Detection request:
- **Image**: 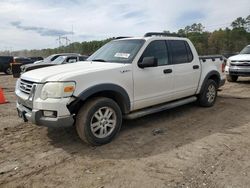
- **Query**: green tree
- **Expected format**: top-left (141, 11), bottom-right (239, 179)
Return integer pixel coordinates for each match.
top-left (190, 23), bottom-right (204, 33)
top-left (177, 29), bottom-right (186, 36)
top-left (231, 17), bottom-right (247, 29)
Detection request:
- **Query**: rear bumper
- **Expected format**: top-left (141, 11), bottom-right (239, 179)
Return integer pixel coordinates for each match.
top-left (17, 102), bottom-right (74, 128)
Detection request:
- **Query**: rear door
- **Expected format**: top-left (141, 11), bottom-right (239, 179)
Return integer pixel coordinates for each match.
top-left (133, 40), bottom-right (174, 110)
top-left (168, 40), bottom-right (201, 99)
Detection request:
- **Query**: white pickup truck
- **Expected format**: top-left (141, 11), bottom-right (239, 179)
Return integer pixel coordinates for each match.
top-left (15, 33), bottom-right (225, 145)
top-left (225, 45), bottom-right (250, 82)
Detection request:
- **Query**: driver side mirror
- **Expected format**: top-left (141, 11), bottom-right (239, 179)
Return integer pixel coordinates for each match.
top-left (138, 57), bottom-right (158, 68)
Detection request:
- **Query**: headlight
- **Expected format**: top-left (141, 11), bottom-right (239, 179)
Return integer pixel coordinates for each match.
top-left (226, 59), bottom-right (231, 66)
top-left (41, 82), bottom-right (75, 100)
top-left (15, 78), bottom-right (20, 91)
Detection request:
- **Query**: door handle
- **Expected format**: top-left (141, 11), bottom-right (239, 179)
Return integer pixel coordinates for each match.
top-left (193, 65), bottom-right (199, 69)
top-left (163, 69), bottom-right (172, 74)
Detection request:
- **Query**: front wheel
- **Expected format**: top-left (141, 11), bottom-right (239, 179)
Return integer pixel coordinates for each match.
top-left (75, 97), bottom-right (122, 146)
top-left (198, 79), bottom-right (218, 107)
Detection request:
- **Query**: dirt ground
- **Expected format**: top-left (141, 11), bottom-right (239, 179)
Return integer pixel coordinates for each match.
top-left (0, 73), bottom-right (250, 188)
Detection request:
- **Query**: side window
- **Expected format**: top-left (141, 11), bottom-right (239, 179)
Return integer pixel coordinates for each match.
top-left (79, 56), bottom-right (87, 61)
top-left (140, 40), bottom-right (169, 66)
top-left (51, 55), bottom-right (60, 61)
top-left (185, 42), bottom-right (194, 62)
top-left (169, 40), bottom-right (193, 64)
top-left (15, 58), bottom-right (21, 63)
top-left (67, 57), bottom-right (77, 63)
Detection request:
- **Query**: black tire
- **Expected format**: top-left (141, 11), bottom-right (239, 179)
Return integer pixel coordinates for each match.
top-left (4, 67), bottom-right (12, 75)
top-left (226, 75), bottom-right (238, 82)
top-left (198, 79), bottom-right (218, 107)
top-left (75, 97), bottom-right (122, 146)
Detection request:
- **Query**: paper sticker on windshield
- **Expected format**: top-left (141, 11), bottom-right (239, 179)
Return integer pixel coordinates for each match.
top-left (114, 53), bottom-right (130, 59)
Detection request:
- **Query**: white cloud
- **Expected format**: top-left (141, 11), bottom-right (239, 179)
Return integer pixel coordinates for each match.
top-left (0, 0), bottom-right (249, 50)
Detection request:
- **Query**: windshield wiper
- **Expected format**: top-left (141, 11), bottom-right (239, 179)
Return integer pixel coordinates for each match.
top-left (91, 59), bottom-right (106, 62)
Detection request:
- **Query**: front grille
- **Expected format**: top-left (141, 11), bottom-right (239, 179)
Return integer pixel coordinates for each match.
top-left (231, 60), bottom-right (250, 67)
top-left (231, 60), bottom-right (250, 63)
top-left (19, 79), bottom-right (35, 95)
top-left (231, 63), bottom-right (250, 67)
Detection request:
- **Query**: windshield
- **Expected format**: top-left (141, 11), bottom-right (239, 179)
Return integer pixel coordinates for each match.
top-left (87, 39), bottom-right (145, 63)
top-left (240, 46), bottom-right (250, 54)
top-left (51, 56), bottom-right (67, 64)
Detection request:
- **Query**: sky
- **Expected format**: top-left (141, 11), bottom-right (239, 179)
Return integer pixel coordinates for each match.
top-left (0, 0), bottom-right (249, 51)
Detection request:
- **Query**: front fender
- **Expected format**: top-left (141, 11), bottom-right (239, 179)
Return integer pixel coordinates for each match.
top-left (68, 83), bottom-right (131, 114)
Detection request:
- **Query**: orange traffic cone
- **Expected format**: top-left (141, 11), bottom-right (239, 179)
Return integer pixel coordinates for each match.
top-left (0, 87), bottom-right (8, 104)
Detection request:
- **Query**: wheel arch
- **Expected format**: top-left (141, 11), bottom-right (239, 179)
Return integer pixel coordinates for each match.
top-left (68, 84), bottom-right (131, 115)
top-left (199, 71), bottom-right (221, 94)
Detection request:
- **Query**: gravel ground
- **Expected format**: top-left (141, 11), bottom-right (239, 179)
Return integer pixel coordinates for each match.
top-left (0, 73), bottom-right (250, 188)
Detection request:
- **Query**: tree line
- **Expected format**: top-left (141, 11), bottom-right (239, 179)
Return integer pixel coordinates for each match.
top-left (174, 15), bottom-right (250, 55)
top-left (1, 15), bottom-right (250, 57)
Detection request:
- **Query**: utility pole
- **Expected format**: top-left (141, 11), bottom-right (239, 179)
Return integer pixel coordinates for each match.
top-left (56, 36), bottom-right (71, 47)
top-left (71, 24), bottom-right (74, 43)
top-left (63, 36), bottom-right (70, 46)
top-left (56, 36), bottom-right (62, 47)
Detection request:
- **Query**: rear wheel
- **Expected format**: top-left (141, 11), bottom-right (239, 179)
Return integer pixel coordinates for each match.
top-left (226, 75), bottom-right (238, 82)
top-left (75, 97), bottom-right (122, 146)
top-left (198, 79), bottom-right (218, 107)
top-left (4, 67), bottom-right (12, 75)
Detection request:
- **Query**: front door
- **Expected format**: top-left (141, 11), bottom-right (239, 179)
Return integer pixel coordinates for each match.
top-left (133, 40), bottom-right (174, 110)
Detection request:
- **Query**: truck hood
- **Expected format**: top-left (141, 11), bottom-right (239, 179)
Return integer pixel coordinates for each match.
top-left (23, 63), bottom-right (56, 72)
top-left (229, 54), bottom-right (250, 61)
top-left (20, 61), bottom-right (129, 83)
top-left (23, 63), bottom-right (54, 69)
